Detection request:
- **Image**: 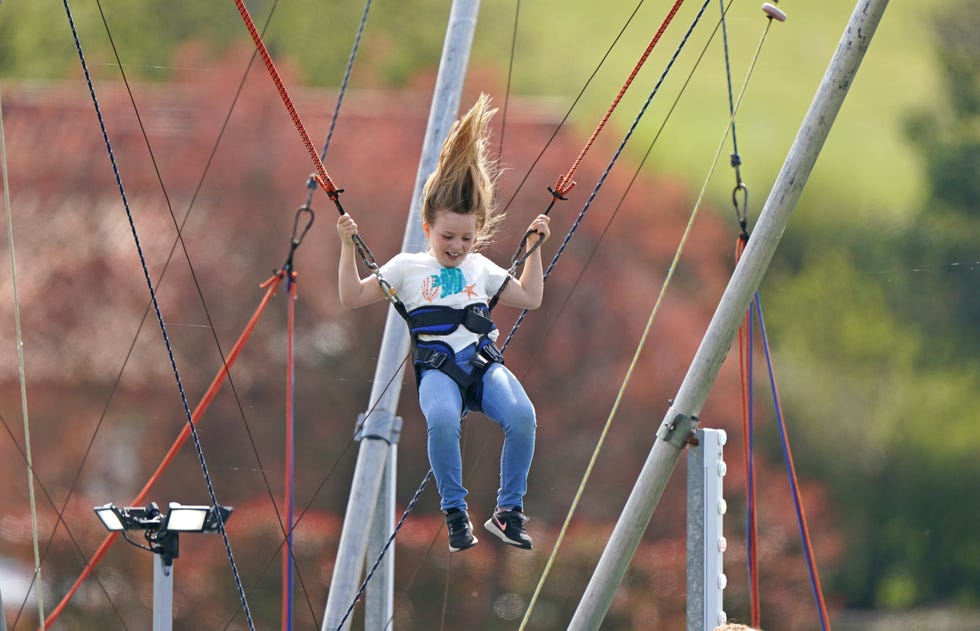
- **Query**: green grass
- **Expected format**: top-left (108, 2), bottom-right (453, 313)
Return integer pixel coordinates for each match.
top-left (472, 0), bottom-right (943, 221)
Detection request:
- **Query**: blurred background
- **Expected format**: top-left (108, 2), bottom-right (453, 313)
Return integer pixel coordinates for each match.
top-left (0, 1), bottom-right (977, 629)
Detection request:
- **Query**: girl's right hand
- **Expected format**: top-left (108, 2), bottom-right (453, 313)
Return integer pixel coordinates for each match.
top-left (337, 214), bottom-right (359, 243)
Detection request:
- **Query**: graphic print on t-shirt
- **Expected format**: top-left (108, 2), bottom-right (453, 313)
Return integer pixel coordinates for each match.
top-left (420, 267), bottom-right (478, 303)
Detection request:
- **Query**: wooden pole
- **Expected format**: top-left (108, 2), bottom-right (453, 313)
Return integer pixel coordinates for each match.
top-left (568, 1), bottom-right (890, 627)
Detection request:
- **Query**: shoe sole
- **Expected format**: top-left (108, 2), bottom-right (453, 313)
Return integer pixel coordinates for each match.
top-left (483, 518), bottom-right (532, 549)
top-left (449, 535), bottom-right (478, 552)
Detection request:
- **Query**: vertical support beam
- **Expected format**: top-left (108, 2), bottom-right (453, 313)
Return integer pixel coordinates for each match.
top-left (365, 420), bottom-right (401, 630)
top-left (152, 554), bottom-right (174, 631)
top-left (321, 2), bottom-right (481, 629)
top-left (568, 1), bottom-right (889, 628)
top-left (0, 583), bottom-right (8, 631)
top-left (687, 429), bottom-right (728, 631)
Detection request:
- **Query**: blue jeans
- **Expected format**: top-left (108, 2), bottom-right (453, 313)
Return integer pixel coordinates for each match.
top-left (418, 344), bottom-right (536, 513)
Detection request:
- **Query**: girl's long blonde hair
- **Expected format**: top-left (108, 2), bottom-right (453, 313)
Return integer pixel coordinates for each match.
top-left (421, 93), bottom-right (503, 249)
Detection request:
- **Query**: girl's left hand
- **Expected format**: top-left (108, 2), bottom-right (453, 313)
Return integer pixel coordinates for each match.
top-left (527, 214), bottom-right (551, 245)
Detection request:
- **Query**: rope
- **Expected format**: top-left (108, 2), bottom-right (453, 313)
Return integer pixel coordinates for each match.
top-left (0, 409), bottom-right (131, 629)
top-left (502, 0), bottom-right (712, 353)
top-left (497, 0), bottom-right (521, 161)
top-left (283, 270), bottom-right (298, 631)
top-left (334, 471), bottom-right (434, 630)
top-left (232, 0), bottom-right (396, 307)
top-left (498, 0), bottom-right (650, 215)
top-left (64, 0), bottom-right (255, 621)
top-left (520, 1), bottom-right (784, 622)
top-left (303, 0), bottom-right (374, 207)
top-left (1, 88), bottom-right (48, 628)
top-left (329, 0), bottom-right (714, 622)
top-left (551, 0), bottom-right (686, 199)
top-left (717, 0), bottom-right (766, 622)
top-left (230, 0), bottom-right (339, 197)
top-left (736, 237), bottom-right (762, 625)
top-left (47, 2), bottom-right (329, 626)
top-left (44, 277), bottom-right (283, 627)
top-left (755, 296), bottom-right (832, 631)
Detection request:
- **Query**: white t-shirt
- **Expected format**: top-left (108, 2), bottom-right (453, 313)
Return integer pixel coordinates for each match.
top-left (380, 251), bottom-right (511, 352)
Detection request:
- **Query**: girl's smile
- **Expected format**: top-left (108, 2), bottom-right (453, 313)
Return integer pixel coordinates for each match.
top-left (425, 209), bottom-right (478, 268)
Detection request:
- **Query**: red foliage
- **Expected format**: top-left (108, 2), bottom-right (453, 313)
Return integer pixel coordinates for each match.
top-left (0, 50), bottom-right (842, 629)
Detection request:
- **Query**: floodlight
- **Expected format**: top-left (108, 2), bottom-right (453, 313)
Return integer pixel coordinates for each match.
top-left (164, 503), bottom-right (233, 533)
top-left (94, 504), bottom-right (125, 531)
top-left (94, 499), bottom-right (234, 631)
top-left (164, 504), bottom-right (209, 532)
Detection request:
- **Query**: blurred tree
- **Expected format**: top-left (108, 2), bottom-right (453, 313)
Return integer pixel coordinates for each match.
top-left (764, 0), bottom-right (980, 612)
top-left (901, 0), bottom-right (980, 363)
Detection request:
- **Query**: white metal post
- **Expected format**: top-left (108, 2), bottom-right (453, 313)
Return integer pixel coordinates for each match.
top-left (152, 553), bottom-right (174, 631)
top-left (687, 428), bottom-right (728, 631)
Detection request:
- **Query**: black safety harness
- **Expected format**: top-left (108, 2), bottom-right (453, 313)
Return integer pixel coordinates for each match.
top-left (407, 303), bottom-right (504, 412)
top-left (349, 220), bottom-right (545, 413)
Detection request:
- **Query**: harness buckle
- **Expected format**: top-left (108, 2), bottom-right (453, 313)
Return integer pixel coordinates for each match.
top-left (415, 346), bottom-right (448, 370)
top-left (475, 341), bottom-right (504, 366)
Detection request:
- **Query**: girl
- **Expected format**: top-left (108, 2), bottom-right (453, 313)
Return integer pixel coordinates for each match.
top-left (336, 93), bottom-right (550, 552)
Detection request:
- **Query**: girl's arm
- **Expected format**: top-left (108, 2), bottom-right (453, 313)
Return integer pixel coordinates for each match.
top-left (337, 214), bottom-right (386, 307)
top-left (497, 214), bottom-right (551, 310)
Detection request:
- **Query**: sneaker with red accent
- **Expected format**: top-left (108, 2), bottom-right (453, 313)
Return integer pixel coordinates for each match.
top-left (484, 507), bottom-right (532, 549)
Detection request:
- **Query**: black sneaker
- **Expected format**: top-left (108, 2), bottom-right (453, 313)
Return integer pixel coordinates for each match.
top-left (484, 508), bottom-right (533, 549)
top-left (445, 510), bottom-right (478, 552)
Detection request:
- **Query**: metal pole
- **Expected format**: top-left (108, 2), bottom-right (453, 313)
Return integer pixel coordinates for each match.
top-left (686, 428), bottom-right (728, 631)
top-left (365, 445), bottom-right (398, 630)
top-left (568, 1), bottom-right (889, 627)
top-left (152, 553), bottom-right (174, 631)
top-left (321, 2), bottom-right (481, 629)
top-left (0, 583), bottom-right (8, 631)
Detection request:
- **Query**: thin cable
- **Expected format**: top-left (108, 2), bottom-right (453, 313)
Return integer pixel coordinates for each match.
top-left (44, 3), bottom-right (292, 625)
top-left (720, 0), bottom-right (761, 621)
top-left (552, 0), bottom-right (687, 198)
top-left (737, 237), bottom-right (762, 625)
top-left (755, 295), bottom-right (832, 631)
top-left (283, 272), bottom-right (297, 631)
top-left (231, 0), bottom-right (339, 196)
top-left (304, 0), bottom-right (374, 207)
top-left (333, 471), bottom-right (434, 631)
top-left (718, 0), bottom-right (740, 157)
top-left (502, 0), bottom-right (713, 353)
top-left (1, 87), bottom-right (48, 628)
top-left (521, 3), bottom-right (776, 623)
top-left (384, 525), bottom-right (444, 629)
top-left (99, 0), bottom-right (308, 623)
top-left (44, 276), bottom-right (281, 628)
top-left (497, 0), bottom-right (521, 161)
top-left (498, 0), bottom-right (649, 214)
top-left (40, 18), bottom-right (280, 627)
top-left (60, 1), bottom-right (255, 627)
top-left (0, 410), bottom-right (129, 630)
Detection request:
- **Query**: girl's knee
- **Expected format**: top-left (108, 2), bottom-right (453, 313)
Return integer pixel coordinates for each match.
top-left (425, 408), bottom-right (462, 439)
top-left (509, 405), bottom-right (537, 435)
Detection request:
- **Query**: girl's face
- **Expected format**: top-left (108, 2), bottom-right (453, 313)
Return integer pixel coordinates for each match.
top-left (425, 209), bottom-right (478, 268)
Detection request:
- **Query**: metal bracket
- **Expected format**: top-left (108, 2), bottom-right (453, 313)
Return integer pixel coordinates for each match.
top-left (354, 411), bottom-right (403, 445)
top-left (656, 405), bottom-right (700, 449)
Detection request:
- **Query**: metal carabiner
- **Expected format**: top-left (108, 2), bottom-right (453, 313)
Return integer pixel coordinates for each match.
top-left (291, 204), bottom-right (315, 246)
top-left (732, 181), bottom-right (749, 230)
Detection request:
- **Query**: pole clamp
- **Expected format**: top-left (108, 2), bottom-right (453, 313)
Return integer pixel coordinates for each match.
top-left (354, 411), bottom-right (403, 445)
top-left (656, 405), bottom-right (700, 449)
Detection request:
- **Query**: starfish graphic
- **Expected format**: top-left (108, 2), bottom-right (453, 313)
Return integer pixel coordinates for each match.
top-left (463, 283), bottom-right (478, 299)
